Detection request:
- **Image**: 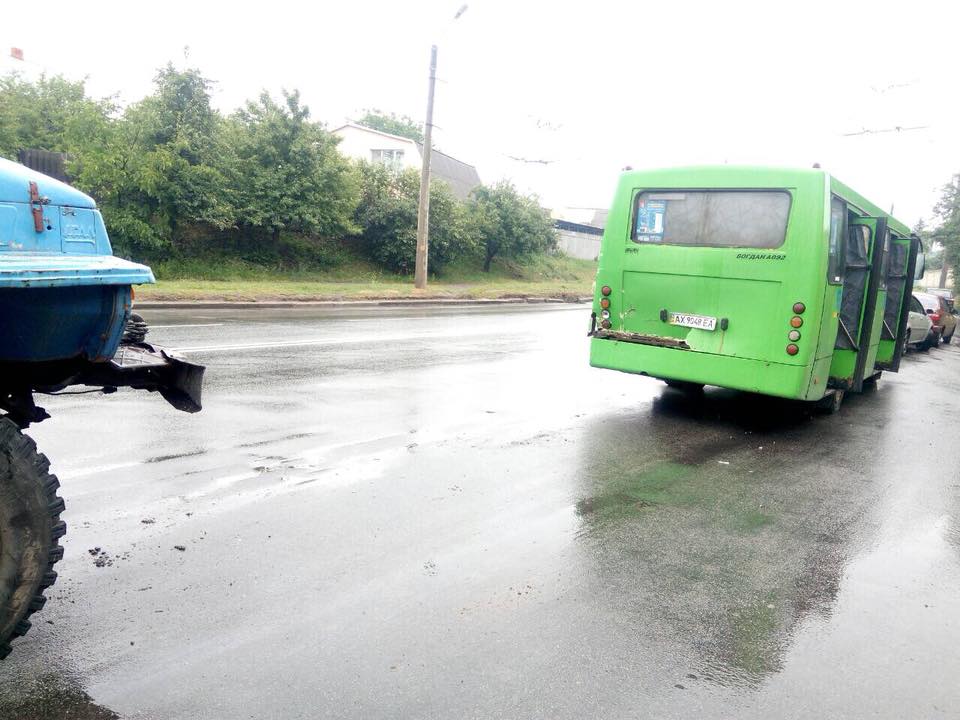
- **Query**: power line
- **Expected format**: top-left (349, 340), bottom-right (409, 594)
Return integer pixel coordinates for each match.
top-left (841, 125), bottom-right (930, 137)
top-left (506, 155), bottom-right (556, 165)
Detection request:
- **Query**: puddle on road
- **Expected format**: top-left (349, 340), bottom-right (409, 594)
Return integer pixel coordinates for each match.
top-left (575, 461), bottom-right (691, 520)
top-left (570, 392), bottom-right (865, 689)
top-left (0, 673), bottom-right (118, 720)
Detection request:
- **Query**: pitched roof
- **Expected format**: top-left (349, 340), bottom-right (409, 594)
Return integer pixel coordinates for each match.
top-left (332, 123), bottom-right (482, 200)
top-left (416, 143), bottom-right (481, 200)
top-left (332, 122), bottom-right (419, 146)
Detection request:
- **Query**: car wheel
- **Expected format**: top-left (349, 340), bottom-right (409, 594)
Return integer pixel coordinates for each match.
top-left (943, 330), bottom-right (953, 345)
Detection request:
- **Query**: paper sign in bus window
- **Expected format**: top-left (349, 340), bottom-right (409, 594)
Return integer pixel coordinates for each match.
top-left (635, 199), bottom-right (666, 242)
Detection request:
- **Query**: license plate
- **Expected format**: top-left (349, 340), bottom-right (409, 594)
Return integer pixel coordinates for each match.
top-left (668, 312), bottom-right (717, 331)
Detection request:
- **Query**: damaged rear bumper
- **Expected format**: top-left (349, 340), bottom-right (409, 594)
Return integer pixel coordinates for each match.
top-left (589, 328), bottom-right (691, 350)
top-left (1, 342), bottom-right (205, 427)
top-left (77, 342), bottom-right (205, 413)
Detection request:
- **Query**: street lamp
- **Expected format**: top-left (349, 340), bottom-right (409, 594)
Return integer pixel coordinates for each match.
top-left (414, 4), bottom-right (469, 290)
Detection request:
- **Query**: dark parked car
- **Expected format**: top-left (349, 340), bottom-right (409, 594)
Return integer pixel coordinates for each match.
top-left (914, 291), bottom-right (957, 345)
top-left (925, 287), bottom-right (955, 312)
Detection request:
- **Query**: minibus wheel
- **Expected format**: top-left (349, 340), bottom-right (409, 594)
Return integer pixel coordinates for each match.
top-left (816, 390), bottom-right (844, 415)
top-left (663, 380), bottom-right (704, 393)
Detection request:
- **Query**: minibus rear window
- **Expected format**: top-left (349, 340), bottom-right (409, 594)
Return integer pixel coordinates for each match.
top-left (632, 190), bottom-right (791, 248)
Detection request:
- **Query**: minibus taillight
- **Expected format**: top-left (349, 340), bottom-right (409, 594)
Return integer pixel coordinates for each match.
top-left (793, 302), bottom-right (805, 314)
top-left (790, 317), bottom-right (803, 328)
top-left (786, 344), bottom-right (799, 356)
top-left (601, 285), bottom-right (612, 296)
top-left (600, 298), bottom-right (610, 310)
top-left (788, 330), bottom-right (800, 341)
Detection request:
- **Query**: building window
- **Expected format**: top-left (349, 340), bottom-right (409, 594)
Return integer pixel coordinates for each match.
top-left (371, 149), bottom-right (404, 167)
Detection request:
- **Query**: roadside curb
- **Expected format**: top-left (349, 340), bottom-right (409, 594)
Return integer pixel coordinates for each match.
top-left (135, 297), bottom-right (593, 310)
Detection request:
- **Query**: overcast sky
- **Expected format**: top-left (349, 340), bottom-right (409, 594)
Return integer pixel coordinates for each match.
top-left (2, 0), bottom-right (957, 226)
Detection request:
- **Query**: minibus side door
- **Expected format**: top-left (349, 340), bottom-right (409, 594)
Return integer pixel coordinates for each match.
top-left (833, 216), bottom-right (888, 391)
top-left (877, 233), bottom-right (920, 372)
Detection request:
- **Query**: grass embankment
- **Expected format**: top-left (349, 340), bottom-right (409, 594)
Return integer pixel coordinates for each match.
top-left (136, 254), bottom-right (596, 302)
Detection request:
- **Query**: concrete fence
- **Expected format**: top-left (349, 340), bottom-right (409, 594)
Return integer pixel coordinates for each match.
top-left (554, 220), bottom-right (602, 261)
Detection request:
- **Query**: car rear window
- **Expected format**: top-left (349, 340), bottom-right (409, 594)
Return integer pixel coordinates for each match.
top-left (632, 190), bottom-right (791, 248)
top-left (915, 294), bottom-right (939, 311)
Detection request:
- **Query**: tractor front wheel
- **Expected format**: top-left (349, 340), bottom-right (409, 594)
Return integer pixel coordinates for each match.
top-left (0, 417), bottom-right (66, 660)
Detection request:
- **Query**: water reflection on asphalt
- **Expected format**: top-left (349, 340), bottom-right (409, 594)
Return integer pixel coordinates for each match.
top-left (573, 389), bottom-right (869, 689)
top-left (0, 306), bottom-right (957, 719)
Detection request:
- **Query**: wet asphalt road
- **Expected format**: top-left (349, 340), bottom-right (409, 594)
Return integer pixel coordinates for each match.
top-left (1, 304), bottom-right (959, 719)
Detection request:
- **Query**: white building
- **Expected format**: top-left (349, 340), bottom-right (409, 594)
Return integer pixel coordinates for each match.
top-left (332, 123), bottom-right (481, 200)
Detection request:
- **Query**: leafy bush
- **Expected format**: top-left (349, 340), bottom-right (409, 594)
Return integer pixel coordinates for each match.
top-left (353, 162), bottom-right (472, 274)
top-left (1, 67), bottom-right (565, 279)
top-left (467, 181), bottom-right (557, 271)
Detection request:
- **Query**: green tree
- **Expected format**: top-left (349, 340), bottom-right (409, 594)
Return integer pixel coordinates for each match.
top-left (125, 64), bottom-right (235, 240)
top-left (67, 105), bottom-right (169, 256)
top-left (0, 71), bottom-right (174, 257)
top-left (62, 65), bottom-right (235, 257)
top-left (468, 181), bottom-right (557, 271)
top-left (930, 174), bottom-right (960, 285)
top-left (353, 162), bottom-right (469, 274)
top-left (356, 109), bottom-right (424, 143)
top-left (225, 89), bottom-right (359, 245)
top-left (0, 72), bottom-right (114, 159)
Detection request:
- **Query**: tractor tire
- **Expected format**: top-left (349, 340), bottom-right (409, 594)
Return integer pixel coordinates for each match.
top-left (0, 417), bottom-right (66, 660)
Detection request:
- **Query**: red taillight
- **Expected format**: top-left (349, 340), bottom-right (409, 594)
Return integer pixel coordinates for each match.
top-left (793, 302), bottom-right (806, 314)
top-left (601, 285), bottom-right (612, 297)
top-left (786, 344), bottom-right (799, 356)
top-left (930, 313), bottom-right (941, 324)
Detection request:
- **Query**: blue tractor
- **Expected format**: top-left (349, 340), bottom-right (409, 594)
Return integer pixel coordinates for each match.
top-left (0, 158), bottom-right (204, 658)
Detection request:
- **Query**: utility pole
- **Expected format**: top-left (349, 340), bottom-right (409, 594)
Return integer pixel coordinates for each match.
top-left (414, 45), bottom-right (437, 290)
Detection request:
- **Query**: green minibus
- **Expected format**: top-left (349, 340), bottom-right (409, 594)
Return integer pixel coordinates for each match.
top-left (589, 166), bottom-right (923, 411)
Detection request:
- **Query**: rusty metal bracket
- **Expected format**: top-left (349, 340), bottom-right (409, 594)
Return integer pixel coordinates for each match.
top-left (28, 181), bottom-right (48, 233)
